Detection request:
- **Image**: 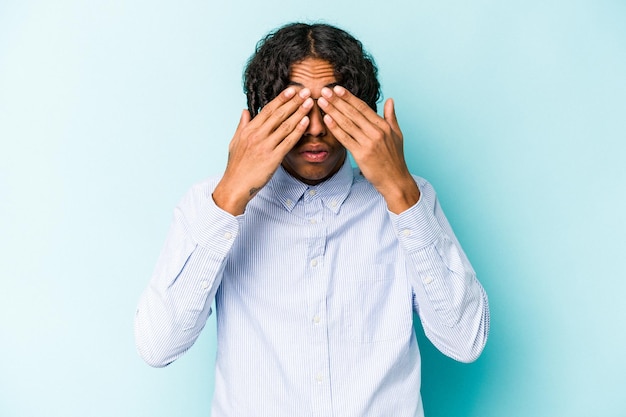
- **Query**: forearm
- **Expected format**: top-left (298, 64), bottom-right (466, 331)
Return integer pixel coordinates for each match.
top-left (392, 177), bottom-right (490, 362)
top-left (408, 236), bottom-right (489, 362)
top-left (134, 182), bottom-right (239, 367)
top-left (134, 245), bottom-right (228, 367)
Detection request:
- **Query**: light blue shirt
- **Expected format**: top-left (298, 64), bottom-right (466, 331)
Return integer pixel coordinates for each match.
top-left (135, 160), bottom-right (489, 417)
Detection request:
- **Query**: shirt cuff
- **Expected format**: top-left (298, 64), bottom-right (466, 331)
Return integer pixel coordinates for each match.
top-left (389, 193), bottom-right (443, 253)
top-left (190, 195), bottom-right (241, 257)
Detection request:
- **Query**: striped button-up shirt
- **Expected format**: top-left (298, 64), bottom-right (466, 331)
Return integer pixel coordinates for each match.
top-left (135, 159), bottom-right (489, 417)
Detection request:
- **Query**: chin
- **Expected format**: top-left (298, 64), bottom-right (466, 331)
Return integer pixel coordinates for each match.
top-left (292, 169), bottom-right (331, 185)
top-left (283, 154), bottom-right (345, 185)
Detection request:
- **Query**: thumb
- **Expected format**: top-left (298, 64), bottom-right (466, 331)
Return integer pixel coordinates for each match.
top-left (229, 109), bottom-right (252, 153)
top-left (238, 109), bottom-right (251, 129)
top-left (383, 98), bottom-right (401, 136)
top-left (233, 109), bottom-right (251, 139)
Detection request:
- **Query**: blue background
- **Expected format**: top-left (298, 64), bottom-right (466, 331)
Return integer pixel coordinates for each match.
top-left (1, 0), bottom-right (625, 416)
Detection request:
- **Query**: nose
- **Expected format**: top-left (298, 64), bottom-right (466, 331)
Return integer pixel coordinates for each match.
top-left (304, 100), bottom-right (327, 137)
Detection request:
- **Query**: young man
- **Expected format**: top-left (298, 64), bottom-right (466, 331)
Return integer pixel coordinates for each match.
top-left (135, 22), bottom-right (489, 417)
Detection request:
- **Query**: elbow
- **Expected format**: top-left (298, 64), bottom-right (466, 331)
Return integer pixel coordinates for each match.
top-left (139, 353), bottom-right (172, 368)
top-left (456, 306), bottom-right (490, 363)
top-left (137, 346), bottom-right (174, 368)
top-left (438, 299), bottom-right (490, 363)
top-left (447, 327), bottom-right (489, 364)
top-left (427, 320), bottom-right (489, 364)
top-left (458, 286), bottom-right (490, 363)
top-left (456, 334), bottom-right (488, 363)
top-left (134, 313), bottom-right (177, 368)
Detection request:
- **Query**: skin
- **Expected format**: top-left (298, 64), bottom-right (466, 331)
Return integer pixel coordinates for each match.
top-left (212, 57), bottom-right (420, 216)
top-left (282, 59), bottom-right (345, 185)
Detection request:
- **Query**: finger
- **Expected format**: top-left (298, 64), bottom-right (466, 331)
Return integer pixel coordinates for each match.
top-left (322, 113), bottom-right (361, 154)
top-left (383, 98), bottom-right (402, 138)
top-left (267, 97), bottom-right (314, 147)
top-left (318, 87), bottom-right (382, 141)
top-left (241, 88), bottom-right (310, 146)
top-left (274, 115), bottom-right (310, 156)
top-left (318, 94), bottom-right (378, 145)
top-left (255, 87), bottom-right (296, 120)
top-left (256, 87), bottom-right (311, 131)
top-left (328, 85), bottom-right (381, 126)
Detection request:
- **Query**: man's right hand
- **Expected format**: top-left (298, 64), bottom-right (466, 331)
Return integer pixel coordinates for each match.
top-left (212, 87), bottom-right (313, 216)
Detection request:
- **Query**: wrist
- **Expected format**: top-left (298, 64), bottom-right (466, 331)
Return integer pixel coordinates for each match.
top-left (379, 176), bottom-right (421, 214)
top-left (212, 180), bottom-right (252, 216)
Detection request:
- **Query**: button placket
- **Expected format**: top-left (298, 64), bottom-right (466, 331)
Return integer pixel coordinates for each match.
top-left (303, 191), bottom-right (332, 411)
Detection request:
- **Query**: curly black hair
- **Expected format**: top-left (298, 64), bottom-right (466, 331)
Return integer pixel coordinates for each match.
top-left (244, 22), bottom-right (381, 117)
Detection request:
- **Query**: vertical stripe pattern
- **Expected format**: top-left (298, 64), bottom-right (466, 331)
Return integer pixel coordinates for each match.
top-left (135, 160), bottom-right (489, 417)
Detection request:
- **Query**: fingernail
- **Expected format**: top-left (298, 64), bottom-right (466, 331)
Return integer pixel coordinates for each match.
top-left (333, 85), bottom-right (346, 96)
top-left (299, 88), bottom-right (311, 98)
top-left (302, 97), bottom-right (313, 109)
top-left (321, 87), bottom-right (332, 98)
top-left (285, 87), bottom-right (296, 98)
top-left (317, 97), bottom-right (328, 108)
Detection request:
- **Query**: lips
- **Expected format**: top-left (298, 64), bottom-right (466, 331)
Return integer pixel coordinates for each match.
top-left (301, 150), bottom-right (329, 162)
top-left (299, 144), bottom-right (330, 163)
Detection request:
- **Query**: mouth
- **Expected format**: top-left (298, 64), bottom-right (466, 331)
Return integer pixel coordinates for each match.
top-left (299, 146), bottom-right (330, 163)
top-left (300, 150), bottom-right (329, 163)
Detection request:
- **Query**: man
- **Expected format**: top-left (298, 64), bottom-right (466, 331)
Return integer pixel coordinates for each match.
top-left (135, 22), bottom-right (489, 417)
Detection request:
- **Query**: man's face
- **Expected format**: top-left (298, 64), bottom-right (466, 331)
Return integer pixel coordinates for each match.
top-left (281, 58), bottom-right (346, 185)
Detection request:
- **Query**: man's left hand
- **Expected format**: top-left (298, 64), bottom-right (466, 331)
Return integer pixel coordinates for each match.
top-left (317, 86), bottom-right (420, 214)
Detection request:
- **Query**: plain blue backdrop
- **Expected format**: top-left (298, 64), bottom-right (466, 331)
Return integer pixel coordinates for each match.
top-left (1, 0), bottom-right (625, 416)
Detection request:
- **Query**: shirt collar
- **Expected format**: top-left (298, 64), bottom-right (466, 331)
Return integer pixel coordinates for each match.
top-left (268, 159), bottom-right (354, 214)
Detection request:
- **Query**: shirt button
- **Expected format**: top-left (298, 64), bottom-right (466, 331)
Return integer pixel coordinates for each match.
top-left (308, 189), bottom-right (317, 196)
top-left (402, 229), bottom-right (412, 237)
top-left (330, 200), bottom-right (337, 208)
top-left (200, 280), bottom-right (210, 289)
top-left (315, 373), bottom-right (324, 383)
top-left (224, 232), bottom-right (233, 240)
top-left (310, 259), bottom-right (318, 268)
top-left (423, 275), bottom-right (434, 285)
top-left (313, 315), bottom-right (321, 324)
top-left (309, 218), bottom-right (317, 224)
top-left (286, 199), bottom-right (293, 206)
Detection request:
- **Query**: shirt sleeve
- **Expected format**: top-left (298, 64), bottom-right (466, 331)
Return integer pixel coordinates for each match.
top-left (134, 179), bottom-right (240, 367)
top-left (389, 177), bottom-right (490, 363)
